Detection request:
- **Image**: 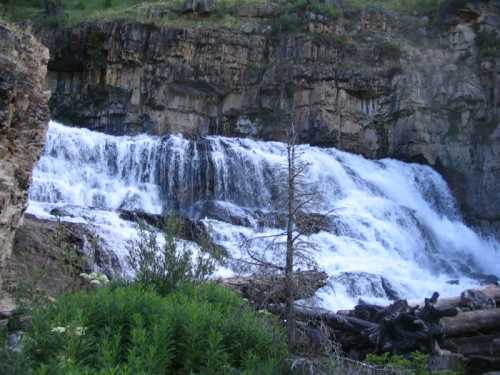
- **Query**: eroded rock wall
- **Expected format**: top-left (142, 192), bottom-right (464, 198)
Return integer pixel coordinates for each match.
top-left (0, 23), bottom-right (50, 307)
top-left (37, 0), bottom-right (500, 229)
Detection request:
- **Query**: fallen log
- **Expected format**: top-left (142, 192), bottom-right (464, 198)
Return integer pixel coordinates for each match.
top-left (441, 308), bottom-right (500, 337)
top-left (467, 355), bottom-right (500, 374)
top-left (266, 303), bottom-right (378, 334)
top-left (442, 331), bottom-right (500, 356)
top-left (409, 285), bottom-right (500, 312)
top-left (220, 270), bottom-right (328, 306)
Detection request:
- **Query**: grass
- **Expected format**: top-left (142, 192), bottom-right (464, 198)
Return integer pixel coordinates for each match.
top-left (0, 0), bottom-right (268, 28)
top-left (0, 0), bottom-right (447, 28)
top-left (347, 0), bottom-right (445, 15)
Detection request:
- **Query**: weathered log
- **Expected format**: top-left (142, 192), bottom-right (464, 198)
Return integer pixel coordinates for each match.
top-left (220, 270), bottom-right (328, 306)
top-left (267, 303), bottom-right (378, 332)
top-left (467, 355), bottom-right (500, 374)
top-left (409, 285), bottom-right (500, 311)
top-left (442, 331), bottom-right (500, 356)
top-left (441, 309), bottom-right (500, 337)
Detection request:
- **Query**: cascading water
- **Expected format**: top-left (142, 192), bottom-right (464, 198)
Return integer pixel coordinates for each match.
top-left (28, 121), bottom-right (500, 310)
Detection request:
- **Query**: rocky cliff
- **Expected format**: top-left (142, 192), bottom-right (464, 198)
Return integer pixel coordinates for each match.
top-left (36, 0), bottom-right (499, 231)
top-left (0, 23), bottom-right (50, 308)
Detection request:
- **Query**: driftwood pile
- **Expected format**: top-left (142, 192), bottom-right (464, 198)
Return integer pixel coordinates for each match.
top-left (301, 285), bottom-right (500, 373)
top-left (222, 272), bottom-right (500, 373)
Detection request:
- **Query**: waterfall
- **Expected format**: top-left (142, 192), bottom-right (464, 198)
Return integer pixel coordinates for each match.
top-left (28, 121), bottom-right (500, 310)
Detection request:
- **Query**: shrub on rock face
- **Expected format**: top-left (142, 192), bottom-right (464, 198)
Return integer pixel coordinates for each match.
top-left (20, 284), bottom-right (288, 374)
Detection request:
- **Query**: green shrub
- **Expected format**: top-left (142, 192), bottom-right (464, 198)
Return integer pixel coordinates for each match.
top-left (271, 13), bottom-right (302, 34)
top-left (366, 351), bottom-right (461, 375)
top-left (310, 2), bottom-right (339, 19)
top-left (0, 328), bottom-right (33, 375)
top-left (128, 216), bottom-right (224, 296)
top-left (20, 284), bottom-right (288, 374)
top-left (367, 352), bottom-right (427, 374)
top-left (375, 41), bottom-right (402, 61)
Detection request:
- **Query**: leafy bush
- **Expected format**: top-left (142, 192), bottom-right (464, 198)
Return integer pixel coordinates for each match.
top-left (19, 284), bottom-right (288, 374)
top-left (128, 216), bottom-right (224, 296)
top-left (310, 2), bottom-right (339, 19)
top-left (375, 41), bottom-right (402, 61)
top-left (367, 352), bottom-right (428, 374)
top-left (272, 12), bottom-right (302, 34)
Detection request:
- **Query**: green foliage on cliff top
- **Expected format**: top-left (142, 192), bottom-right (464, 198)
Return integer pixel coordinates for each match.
top-left (2, 283), bottom-right (289, 374)
top-left (0, 0), bottom-right (445, 27)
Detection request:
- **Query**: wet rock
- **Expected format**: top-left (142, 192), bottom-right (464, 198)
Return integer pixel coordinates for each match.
top-left (334, 272), bottom-right (401, 302)
top-left (190, 200), bottom-right (254, 228)
top-left (119, 209), bottom-right (202, 242)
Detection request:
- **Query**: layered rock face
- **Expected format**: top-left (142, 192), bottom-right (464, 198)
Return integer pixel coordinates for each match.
top-left (0, 23), bottom-right (50, 305)
top-left (37, 0), bottom-right (499, 229)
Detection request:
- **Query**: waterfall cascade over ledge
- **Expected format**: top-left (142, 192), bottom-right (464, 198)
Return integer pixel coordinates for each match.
top-left (27, 121), bottom-right (500, 310)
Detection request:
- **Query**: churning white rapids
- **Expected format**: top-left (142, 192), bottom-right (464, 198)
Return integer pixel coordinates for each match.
top-left (27, 121), bottom-right (500, 310)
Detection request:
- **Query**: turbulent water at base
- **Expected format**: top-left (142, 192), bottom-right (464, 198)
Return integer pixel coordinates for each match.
top-left (28, 121), bottom-right (500, 310)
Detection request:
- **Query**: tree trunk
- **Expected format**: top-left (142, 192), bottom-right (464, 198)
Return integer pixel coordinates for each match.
top-left (285, 124), bottom-right (296, 350)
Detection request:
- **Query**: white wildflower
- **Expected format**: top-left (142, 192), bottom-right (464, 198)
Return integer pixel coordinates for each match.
top-left (74, 326), bottom-right (86, 336)
top-left (51, 326), bottom-right (66, 334)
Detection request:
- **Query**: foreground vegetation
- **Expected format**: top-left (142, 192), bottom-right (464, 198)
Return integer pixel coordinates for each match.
top-left (1, 283), bottom-right (289, 374)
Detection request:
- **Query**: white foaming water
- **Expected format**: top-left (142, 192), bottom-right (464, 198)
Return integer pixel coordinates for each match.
top-left (28, 121), bottom-right (500, 310)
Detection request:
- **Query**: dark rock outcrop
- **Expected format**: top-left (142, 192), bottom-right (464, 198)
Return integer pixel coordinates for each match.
top-left (8, 214), bottom-right (123, 297)
top-left (0, 23), bottom-right (49, 310)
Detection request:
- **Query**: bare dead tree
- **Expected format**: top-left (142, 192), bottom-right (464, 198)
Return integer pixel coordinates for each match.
top-left (232, 83), bottom-right (322, 351)
top-left (285, 121), bottom-right (299, 349)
